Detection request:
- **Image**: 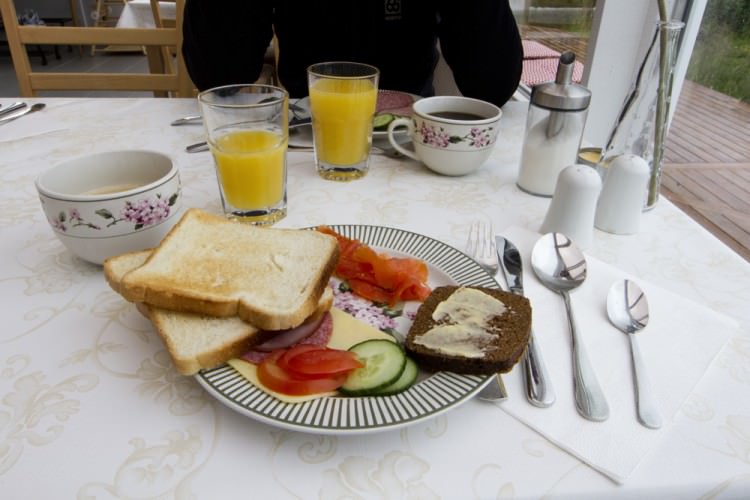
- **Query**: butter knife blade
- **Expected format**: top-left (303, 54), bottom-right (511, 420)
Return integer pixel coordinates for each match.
top-left (496, 236), bottom-right (556, 408)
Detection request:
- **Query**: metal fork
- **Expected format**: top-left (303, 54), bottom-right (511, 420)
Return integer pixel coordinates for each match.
top-left (465, 220), bottom-right (508, 402)
top-left (466, 220), bottom-right (499, 276)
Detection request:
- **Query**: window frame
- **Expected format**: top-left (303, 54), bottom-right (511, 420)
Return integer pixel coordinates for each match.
top-left (582, 0), bottom-right (707, 145)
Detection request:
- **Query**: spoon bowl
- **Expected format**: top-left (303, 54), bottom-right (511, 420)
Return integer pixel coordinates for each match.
top-left (531, 232), bottom-right (609, 421)
top-left (606, 279), bottom-right (662, 429)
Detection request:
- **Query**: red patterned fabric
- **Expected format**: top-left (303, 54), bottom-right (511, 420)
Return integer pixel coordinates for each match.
top-left (521, 58), bottom-right (584, 87)
top-left (522, 40), bottom-right (560, 59)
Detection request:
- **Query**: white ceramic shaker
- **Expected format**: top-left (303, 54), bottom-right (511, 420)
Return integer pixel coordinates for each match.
top-left (517, 52), bottom-right (592, 197)
top-left (595, 154), bottom-right (650, 234)
top-left (540, 164), bottom-right (602, 249)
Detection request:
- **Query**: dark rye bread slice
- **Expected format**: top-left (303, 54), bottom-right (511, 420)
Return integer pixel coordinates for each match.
top-left (405, 286), bottom-right (531, 375)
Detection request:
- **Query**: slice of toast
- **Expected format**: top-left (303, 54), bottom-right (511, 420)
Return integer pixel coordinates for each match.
top-left (104, 249), bottom-right (334, 375)
top-left (405, 286), bottom-right (531, 375)
top-left (117, 209), bottom-right (339, 330)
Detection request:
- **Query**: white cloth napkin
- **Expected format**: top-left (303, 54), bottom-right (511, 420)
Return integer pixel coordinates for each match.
top-left (495, 226), bottom-right (738, 484)
top-left (0, 109), bottom-right (67, 143)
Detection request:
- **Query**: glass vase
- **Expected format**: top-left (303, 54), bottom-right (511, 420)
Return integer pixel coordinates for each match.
top-left (599, 20), bottom-right (684, 210)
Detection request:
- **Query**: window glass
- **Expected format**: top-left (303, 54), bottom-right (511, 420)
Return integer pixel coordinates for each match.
top-left (511, 0), bottom-right (597, 90)
top-left (686, 0), bottom-right (749, 102)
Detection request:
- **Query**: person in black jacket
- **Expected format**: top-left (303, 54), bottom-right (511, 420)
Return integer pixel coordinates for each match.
top-left (182, 0), bottom-right (523, 107)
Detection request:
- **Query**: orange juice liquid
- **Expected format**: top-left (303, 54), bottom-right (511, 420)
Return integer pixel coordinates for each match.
top-left (309, 79), bottom-right (377, 165)
top-left (211, 129), bottom-right (287, 209)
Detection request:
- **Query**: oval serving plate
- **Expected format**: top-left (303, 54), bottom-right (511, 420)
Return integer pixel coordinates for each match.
top-left (195, 225), bottom-right (499, 435)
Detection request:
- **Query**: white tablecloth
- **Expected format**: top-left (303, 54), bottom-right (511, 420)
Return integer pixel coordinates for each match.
top-left (2, 97), bottom-right (749, 499)
top-left (117, 0), bottom-right (176, 29)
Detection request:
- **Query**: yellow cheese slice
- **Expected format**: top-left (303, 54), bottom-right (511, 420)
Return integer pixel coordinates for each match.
top-left (227, 307), bottom-right (395, 403)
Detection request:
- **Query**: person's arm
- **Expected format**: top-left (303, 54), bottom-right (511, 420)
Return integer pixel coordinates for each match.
top-left (182, 0), bottom-right (273, 91)
top-left (436, 0), bottom-right (523, 106)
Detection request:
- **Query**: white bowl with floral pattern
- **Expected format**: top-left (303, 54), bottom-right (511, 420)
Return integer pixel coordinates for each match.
top-left (35, 150), bottom-right (182, 264)
top-left (386, 96), bottom-right (502, 176)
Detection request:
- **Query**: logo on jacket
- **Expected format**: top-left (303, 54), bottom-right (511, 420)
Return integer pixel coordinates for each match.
top-left (384, 0), bottom-right (402, 20)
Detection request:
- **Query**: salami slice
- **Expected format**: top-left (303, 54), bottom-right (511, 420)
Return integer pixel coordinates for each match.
top-left (240, 312), bottom-right (334, 364)
top-left (376, 90), bottom-right (415, 116)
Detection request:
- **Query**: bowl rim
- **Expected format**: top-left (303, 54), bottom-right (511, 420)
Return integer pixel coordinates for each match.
top-left (35, 150), bottom-right (177, 203)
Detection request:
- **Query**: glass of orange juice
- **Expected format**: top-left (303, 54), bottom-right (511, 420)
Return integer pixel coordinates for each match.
top-left (307, 62), bottom-right (379, 181)
top-left (198, 84), bottom-right (288, 225)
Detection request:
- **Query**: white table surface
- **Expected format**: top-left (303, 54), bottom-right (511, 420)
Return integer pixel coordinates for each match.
top-left (117, 0), bottom-right (176, 29)
top-left (1, 97), bottom-right (749, 499)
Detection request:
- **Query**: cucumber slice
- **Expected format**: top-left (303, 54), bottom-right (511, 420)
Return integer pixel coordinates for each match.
top-left (340, 339), bottom-right (406, 396)
top-left (372, 113), bottom-right (395, 130)
top-left (371, 356), bottom-right (418, 396)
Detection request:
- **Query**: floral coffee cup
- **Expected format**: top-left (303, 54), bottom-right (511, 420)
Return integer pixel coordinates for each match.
top-left (386, 96), bottom-right (502, 176)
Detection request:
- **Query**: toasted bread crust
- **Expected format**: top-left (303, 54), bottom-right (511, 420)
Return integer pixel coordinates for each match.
top-left (105, 246), bottom-right (336, 375)
top-left (146, 304), bottom-right (261, 375)
top-left (103, 249), bottom-right (152, 294)
top-left (405, 286), bottom-right (531, 375)
top-left (118, 209), bottom-right (339, 330)
top-left (142, 287), bottom-right (334, 375)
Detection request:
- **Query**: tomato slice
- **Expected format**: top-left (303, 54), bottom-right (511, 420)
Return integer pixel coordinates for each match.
top-left (257, 350), bottom-right (347, 396)
top-left (276, 344), bottom-right (325, 377)
top-left (286, 349), bottom-right (363, 376)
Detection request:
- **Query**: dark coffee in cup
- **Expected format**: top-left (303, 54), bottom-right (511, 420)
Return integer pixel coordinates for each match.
top-left (386, 95), bottom-right (503, 176)
top-left (429, 111), bottom-right (486, 121)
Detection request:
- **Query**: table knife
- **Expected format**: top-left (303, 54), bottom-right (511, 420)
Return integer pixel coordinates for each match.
top-left (497, 236), bottom-right (556, 408)
top-left (0, 102), bottom-right (26, 119)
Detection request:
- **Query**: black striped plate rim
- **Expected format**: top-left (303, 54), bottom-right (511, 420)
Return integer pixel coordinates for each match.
top-left (195, 225), bottom-right (499, 435)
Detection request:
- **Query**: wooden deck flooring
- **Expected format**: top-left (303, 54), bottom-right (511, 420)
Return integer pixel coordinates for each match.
top-left (661, 81), bottom-right (750, 262)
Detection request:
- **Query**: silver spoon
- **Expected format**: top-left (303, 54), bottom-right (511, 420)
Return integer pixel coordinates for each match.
top-left (0, 103), bottom-right (45, 124)
top-left (531, 232), bottom-right (609, 422)
top-left (170, 115), bottom-right (202, 126)
top-left (606, 279), bottom-right (662, 429)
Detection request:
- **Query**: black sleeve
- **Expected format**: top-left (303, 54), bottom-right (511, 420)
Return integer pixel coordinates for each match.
top-left (181, 0), bottom-right (274, 91)
top-left (436, 0), bottom-right (523, 107)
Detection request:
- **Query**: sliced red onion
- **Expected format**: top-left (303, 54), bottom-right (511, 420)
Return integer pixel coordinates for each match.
top-left (253, 313), bottom-right (326, 352)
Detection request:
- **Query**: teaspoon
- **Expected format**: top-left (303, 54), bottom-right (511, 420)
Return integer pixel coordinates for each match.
top-left (606, 279), bottom-right (662, 429)
top-left (531, 232), bottom-right (610, 422)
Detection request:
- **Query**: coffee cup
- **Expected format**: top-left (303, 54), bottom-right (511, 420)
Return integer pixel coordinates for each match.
top-left (386, 96), bottom-right (502, 176)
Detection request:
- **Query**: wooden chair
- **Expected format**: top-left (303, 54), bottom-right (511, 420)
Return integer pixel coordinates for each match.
top-left (149, 0), bottom-right (176, 75)
top-left (0, 0), bottom-right (193, 97)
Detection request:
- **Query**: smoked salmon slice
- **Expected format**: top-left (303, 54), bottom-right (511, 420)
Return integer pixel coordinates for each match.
top-left (318, 226), bottom-right (431, 306)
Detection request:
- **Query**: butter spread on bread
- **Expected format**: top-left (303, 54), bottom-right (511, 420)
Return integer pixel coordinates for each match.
top-left (405, 286), bottom-right (531, 375)
top-left (413, 287), bottom-right (507, 358)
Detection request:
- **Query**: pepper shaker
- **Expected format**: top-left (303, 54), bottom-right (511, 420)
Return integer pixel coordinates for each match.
top-left (540, 164), bottom-right (602, 249)
top-left (517, 52), bottom-right (592, 197)
top-left (595, 154), bottom-right (650, 234)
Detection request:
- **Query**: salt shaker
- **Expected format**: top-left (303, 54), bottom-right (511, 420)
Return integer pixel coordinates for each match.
top-left (517, 52), bottom-right (592, 197)
top-left (540, 164), bottom-right (602, 249)
top-left (595, 154), bottom-right (650, 234)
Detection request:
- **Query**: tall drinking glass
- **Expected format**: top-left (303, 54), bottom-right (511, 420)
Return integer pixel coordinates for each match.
top-left (198, 84), bottom-right (288, 225)
top-left (307, 62), bottom-right (379, 181)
